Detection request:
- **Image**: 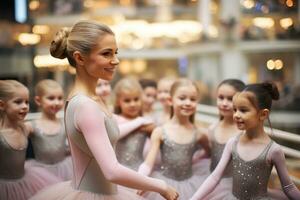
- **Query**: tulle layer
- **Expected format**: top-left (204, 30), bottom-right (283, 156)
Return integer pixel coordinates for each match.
top-left (143, 159), bottom-right (210, 200)
top-left (30, 181), bottom-right (147, 200)
top-left (0, 164), bottom-right (61, 200)
top-left (201, 177), bottom-right (233, 200)
top-left (27, 156), bottom-right (73, 180)
top-left (222, 193), bottom-right (274, 200)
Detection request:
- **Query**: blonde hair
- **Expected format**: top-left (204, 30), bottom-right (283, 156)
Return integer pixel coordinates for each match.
top-left (0, 80), bottom-right (28, 121)
top-left (35, 79), bottom-right (63, 97)
top-left (50, 20), bottom-right (114, 67)
top-left (169, 78), bottom-right (200, 123)
top-left (113, 77), bottom-right (143, 115)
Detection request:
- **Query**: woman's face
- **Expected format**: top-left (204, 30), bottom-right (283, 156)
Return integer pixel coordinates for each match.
top-left (83, 34), bottom-right (119, 81)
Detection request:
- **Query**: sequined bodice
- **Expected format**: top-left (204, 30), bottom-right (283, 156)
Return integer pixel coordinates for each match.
top-left (0, 131), bottom-right (27, 179)
top-left (232, 135), bottom-right (273, 200)
top-left (30, 120), bottom-right (67, 164)
top-left (210, 132), bottom-right (232, 177)
top-left (116, 131), bottom-right (147, 170)
top-left (160, 128), bottom-right (197, 181)
top-left (65, 95), bottom-right (119, 195)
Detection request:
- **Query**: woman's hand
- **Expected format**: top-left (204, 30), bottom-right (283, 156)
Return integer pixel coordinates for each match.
top-left (137, 184), bottom-right (179, 200)
top-left (160, 184), bottom-right (179, 200)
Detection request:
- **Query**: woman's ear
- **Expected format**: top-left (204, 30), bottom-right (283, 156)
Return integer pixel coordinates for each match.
top-left (73, 51), bottom-right (85, 66)
top-left (259, 109), bottom-right (269, 121)
top-left (34, 96), bottom-right (41, 106)
top-left (0, 100), bottom-right (5, 111)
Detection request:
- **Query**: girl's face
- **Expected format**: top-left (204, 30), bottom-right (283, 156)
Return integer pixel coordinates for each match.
top-left (1, 87), bottom-right (29, 121)
top-left (37, 87), bottom-right (64, 116)
top-left (84, 34), bottom-right (119, 81)
top-left (233, 92), bottom-right (260, 130)
top-left (118, 90), bottom-right (142, 119)
top-left (96, 79), bottom-right (111, 98)
top-left (216, 84), bottom-right (236, 119)
top-left (157, 80), bottom-right (173, 107)
top-left (171, 85), bottom-right (199, 118)
top-left (142, 86), bottom-right (157, 109)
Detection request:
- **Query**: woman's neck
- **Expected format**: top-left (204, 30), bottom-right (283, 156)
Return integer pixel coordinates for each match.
top-left (71, 67), bottom-right (98, 98)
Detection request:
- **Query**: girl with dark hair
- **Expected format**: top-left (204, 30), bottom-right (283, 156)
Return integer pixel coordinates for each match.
top-left (191, 82), bottom-right (300, 200)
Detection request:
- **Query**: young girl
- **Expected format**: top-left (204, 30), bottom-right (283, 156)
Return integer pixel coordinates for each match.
top-left (190, 82), bottom-right (300, 200)
top-left (138, 78), bottom-right (210, 200)
top-left (30, 21), bottom-right (178, 200)
top-left (139, 78), bottom-right (157, 121)
top-left (26, 79), bottom-right (73, 180)
top-left (96, 78), bottom-right (113, 111)
top-left (0, 80), bottom-right (59, 200)
top-left (195, 79), bottom-right (245, 200)
top-left (156, 77), bottom-right (176, 125)
top-left (114, 77), bottom-right (156, 170)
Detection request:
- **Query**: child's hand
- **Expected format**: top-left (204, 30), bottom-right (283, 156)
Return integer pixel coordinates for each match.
top-left (138, 123), bottom-right (155, 134)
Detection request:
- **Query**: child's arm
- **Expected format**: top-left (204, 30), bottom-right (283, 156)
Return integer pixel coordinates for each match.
top-left (75, 102), bottom-right (177, 199)
top-left (24, 121), bottom-right (33, 136)
top-left (190, 137), bottom-right (234, 200)
top-left (114, 114), bottom-right (153, 139)
top-left (138, 127), bottom-right (162, 176)
top-left (196, 128), bottom-right (211, 159)
top-left (270, 144), bottom-right (300, 199)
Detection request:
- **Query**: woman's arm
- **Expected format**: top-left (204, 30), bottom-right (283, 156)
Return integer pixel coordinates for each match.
top-left (190, 137), bottom-right (234, 200)
top-left (270, 144), bottom-right (300, 200)
top-left (75, 103), bottom-right (174, 198)
top-left (138, 127), bottom-right (162, 176)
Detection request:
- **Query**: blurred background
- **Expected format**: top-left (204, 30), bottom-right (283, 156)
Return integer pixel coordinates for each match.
top-left (0, 0), bottom-right (300, 189)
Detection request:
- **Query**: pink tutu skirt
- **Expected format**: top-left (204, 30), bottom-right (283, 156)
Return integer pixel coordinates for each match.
top-left (0, 164), bottom-right (61, 200)
top-left (143, 159), bottom-right (210, 200)
top-left (30, 181), bottom-right (147, 200)
top-left (27, 156), bottom-right (73, 180)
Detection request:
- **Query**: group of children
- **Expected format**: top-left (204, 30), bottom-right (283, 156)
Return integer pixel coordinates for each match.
top-left (1, 20), bottom-right (299, 200)
top-left (1, 76), bottom-right (299, 200)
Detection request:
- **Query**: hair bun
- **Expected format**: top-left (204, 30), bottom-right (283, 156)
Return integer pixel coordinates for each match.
top-left (50, 27), bottom-right (70, 59)
top-left (262, 82), bottom-right (279, 100)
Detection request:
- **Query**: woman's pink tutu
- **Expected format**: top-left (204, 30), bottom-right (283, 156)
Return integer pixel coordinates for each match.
top-left (27, 156), bottom-right (73, 180)
top-left (0, 163), bottom-right (61, 200)
top-left (30, 181), bottom-right (147, 200)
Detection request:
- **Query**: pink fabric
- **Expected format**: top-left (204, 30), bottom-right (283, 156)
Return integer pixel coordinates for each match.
top-left (30, 181), bottom-right (146, 200)
top-left (115, 115), bottom-right (152, 140)
top-left (27, 156), bottom-right (73, 181)
top-left (268, 143), bottom-right (300, 199)
top-left (74, 100), bottom-right (167, 194)
top-left (190, 138), bottom-right (235, 200)
top-left (0, 164), bottom-right (60, 200)
top-left (138, 163), bottom-right (152, 176)
top-left (191, 137), bottom-right (300, 200)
